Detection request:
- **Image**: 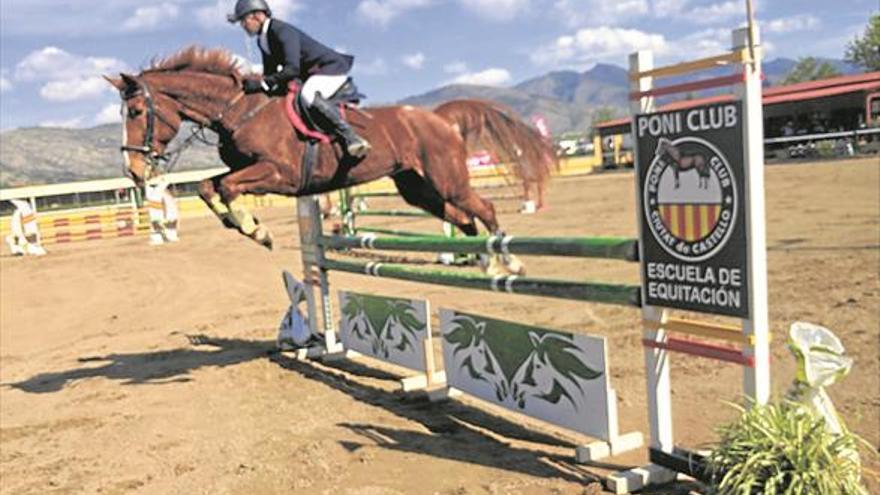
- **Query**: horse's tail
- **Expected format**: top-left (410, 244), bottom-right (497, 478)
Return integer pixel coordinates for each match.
top-left (434, 99), bottom-right (558, 187)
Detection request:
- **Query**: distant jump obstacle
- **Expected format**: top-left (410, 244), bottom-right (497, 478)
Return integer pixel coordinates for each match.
top-left (338, 180), bottom-right (525, 239)
top-left (289, 26), bottom-right (770, 494)
top-left (33, 208), bottom-right (151, 245)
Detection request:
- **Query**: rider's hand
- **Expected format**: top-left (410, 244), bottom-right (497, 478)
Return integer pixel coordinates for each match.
top-left (243, 79), bottom-right (265, 94)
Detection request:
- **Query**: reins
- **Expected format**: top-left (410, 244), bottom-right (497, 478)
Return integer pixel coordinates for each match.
top-left (120, 75), bottom-right (274, 178)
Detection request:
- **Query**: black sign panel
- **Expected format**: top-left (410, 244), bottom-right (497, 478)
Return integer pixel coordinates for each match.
top-left (635, 102), bottom-right (750, 318)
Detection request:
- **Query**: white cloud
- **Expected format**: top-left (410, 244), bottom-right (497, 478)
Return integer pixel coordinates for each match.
top-left (122, 3), bottom-right (180, 32)
top-left (94, 103), bottom-right (123, 125)
top-left (532, 27), bottom-right (667, 67)
top-left (555, 0), bottom-right (649, 27)
top-left (459, 0), bottom-right (531, 21)
top-left (688, 1), bottom-right (743, 25)
top-left (354, 58), bottom-right (389, 76)
top-left (357, 0), bottom-right (433, 27)
top-left (0, 76), bottom-right (12, 93)
top-left (451, 68), bottom-right (511, 86)
top-left (665, 28), bottom-right (729, 61)
top-left (402, 52), bottom-right (426, 69)
top-left (16, 47), bottom-right (129, 82)
top-left (765, 14), bottom-right (820, 33)
top-left (444, 61), bottom-right (468, 74)
top-left (269, 0), bottom-right (307, 20)
top-left (38, 116), bottom-right (85, 128)
top-left (196, 0), bottom-right (230, 27)
top-left (653, 0), bottom-right (689, 16)
top-left (653, 0), bottom-right (754, 24)
top-left (40, 77), bottom-right (114, 102)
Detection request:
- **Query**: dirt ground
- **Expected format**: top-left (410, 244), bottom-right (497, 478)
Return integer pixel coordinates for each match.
top-left (1, 158), bottom-right (877, 495)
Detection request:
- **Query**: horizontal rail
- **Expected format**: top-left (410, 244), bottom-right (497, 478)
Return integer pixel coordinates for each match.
top-left (763, 127), bottom-right (880, 145)
top-left (629, 49), bottom-right (750, 82)
top-left (349, 191), bottom-right (399, 198)
top-left (643, 317), bottom-right (752, 345)
top-left (323, 259), bottom-right (642, 307)
top-left (354, 227), bottom-right (438, 238)
top-left (355, 209), bottom-right (434, 218)
top-left (629, 72), bottom-right (745, 100)
top-left (483, 193), bottom-right (522, 200)
top-left (643, 337), bottom-right (754, 367)
top-left (320, 234), bottom-right (639, 261)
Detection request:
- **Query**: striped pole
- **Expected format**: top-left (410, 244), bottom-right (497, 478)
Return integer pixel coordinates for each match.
top-left (320, 234), bottom-right (639, 262)
top-left (323, 258), bottom-right (641, 307)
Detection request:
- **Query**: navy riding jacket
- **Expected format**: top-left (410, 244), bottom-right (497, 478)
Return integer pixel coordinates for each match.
top-left (260, 19), bottom-right (354, 93)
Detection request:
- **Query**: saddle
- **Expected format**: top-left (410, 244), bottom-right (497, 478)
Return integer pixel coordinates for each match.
top-left (285, 79), bottom-right (363, 143)
top-left (284, 79), bottom-right (365, 193)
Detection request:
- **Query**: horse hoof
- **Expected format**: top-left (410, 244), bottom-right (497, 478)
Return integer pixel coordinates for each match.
top-left (254, 227), bottom-right (274, 251)
top-left (503, 254), bottom-right (526, 276)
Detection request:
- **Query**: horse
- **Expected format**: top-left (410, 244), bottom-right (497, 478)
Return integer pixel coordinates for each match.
top-left (106, 47), bottom-right (554, 273)
top-left (654, 137), bottom-right (710, 189)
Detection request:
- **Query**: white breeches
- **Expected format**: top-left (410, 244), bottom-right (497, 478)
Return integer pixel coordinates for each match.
top-left (301, 75), bottom-right (349, 106)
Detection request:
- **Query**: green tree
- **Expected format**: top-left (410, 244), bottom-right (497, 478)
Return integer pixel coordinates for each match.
top-left (781, 57), bottom-right (841, 85)
top-left (845, 14), bottom-right (880, 71)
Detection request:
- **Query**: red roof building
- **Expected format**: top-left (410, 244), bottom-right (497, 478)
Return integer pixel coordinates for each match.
top-left (596, 71), bottom-right (880, 138)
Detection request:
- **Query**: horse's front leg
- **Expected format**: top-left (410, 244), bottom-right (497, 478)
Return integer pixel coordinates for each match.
top-left (217, 161), bottom-right (287, 250)
top-left (199, 177), bottom-right (237, 229)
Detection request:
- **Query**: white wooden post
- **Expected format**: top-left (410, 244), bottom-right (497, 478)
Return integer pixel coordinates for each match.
top-left (296, 196), bottom-right (343, 357)
top-left (607, 50), bottom-right (678, 493)
top-left (733, 26), bottom-right (771, 404)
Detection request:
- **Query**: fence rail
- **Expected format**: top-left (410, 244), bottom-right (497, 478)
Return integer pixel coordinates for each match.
top-left (323, 258), bottom-right (642, 307)
top-left (320, 234), bottom-right (639, 261)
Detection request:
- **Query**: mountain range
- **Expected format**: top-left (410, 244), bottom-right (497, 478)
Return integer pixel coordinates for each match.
top-left (0, 57), bottom-right (862, 188)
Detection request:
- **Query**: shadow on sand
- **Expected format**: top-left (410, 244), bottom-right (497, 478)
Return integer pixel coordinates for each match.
top-left (5, 333), bottom-right (697, 492)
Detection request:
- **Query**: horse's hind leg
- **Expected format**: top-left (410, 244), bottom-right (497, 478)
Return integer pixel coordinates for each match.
top-left (448, 188), bottom-right (499, 234)
top-left (391, 171), bottom-right (480, 235)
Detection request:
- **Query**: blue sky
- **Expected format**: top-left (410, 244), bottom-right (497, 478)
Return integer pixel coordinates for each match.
top-left (0, 0), bottom-right (875, 130)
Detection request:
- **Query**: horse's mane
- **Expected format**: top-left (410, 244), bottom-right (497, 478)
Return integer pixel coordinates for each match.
top-left (145, 46), bottom-right (242, 79)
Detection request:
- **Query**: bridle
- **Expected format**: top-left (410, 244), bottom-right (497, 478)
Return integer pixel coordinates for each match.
top-left (119, 76), bottom-right (251, 180)
top-left (119, 81), bottom-right (182, 180)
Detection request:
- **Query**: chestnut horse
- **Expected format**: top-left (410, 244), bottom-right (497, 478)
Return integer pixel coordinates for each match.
top-left (107, 47), bottom-right (554, 270)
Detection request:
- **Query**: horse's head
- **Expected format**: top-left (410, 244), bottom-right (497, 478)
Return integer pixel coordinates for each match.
top-left (106, 73), bottom-right (183, 184)
top-left (654, 137), bottom-right (678, 161)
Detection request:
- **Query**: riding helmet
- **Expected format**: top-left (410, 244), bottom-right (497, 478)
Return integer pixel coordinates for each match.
top-left (227, 0), bottom-right (272, 23)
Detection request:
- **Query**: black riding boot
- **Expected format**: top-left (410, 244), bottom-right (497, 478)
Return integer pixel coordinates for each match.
top-left (311, 95), bottom-right (371, 159)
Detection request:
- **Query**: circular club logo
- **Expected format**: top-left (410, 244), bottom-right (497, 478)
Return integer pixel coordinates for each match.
top-left (643, 136), bottom-right (737, 262)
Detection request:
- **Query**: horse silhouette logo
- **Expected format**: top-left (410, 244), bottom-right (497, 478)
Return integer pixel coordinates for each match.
top-left (655, 138), bottom-right (711, 189)
top-left (643, 136), bottom-right (737, 262)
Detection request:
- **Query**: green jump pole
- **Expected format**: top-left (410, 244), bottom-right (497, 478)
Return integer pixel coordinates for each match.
top-left (320, 234), bottom-right (639, 262)
top-left (356, 210), bottom-right (434, 218)
top-left (323, 259), bottom-right (641, 307)
top-left (353, 227), bottom-right (436, 237)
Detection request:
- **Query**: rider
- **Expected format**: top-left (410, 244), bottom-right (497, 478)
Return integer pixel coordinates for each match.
top-left (227, 0), bottom-right (371, 159)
